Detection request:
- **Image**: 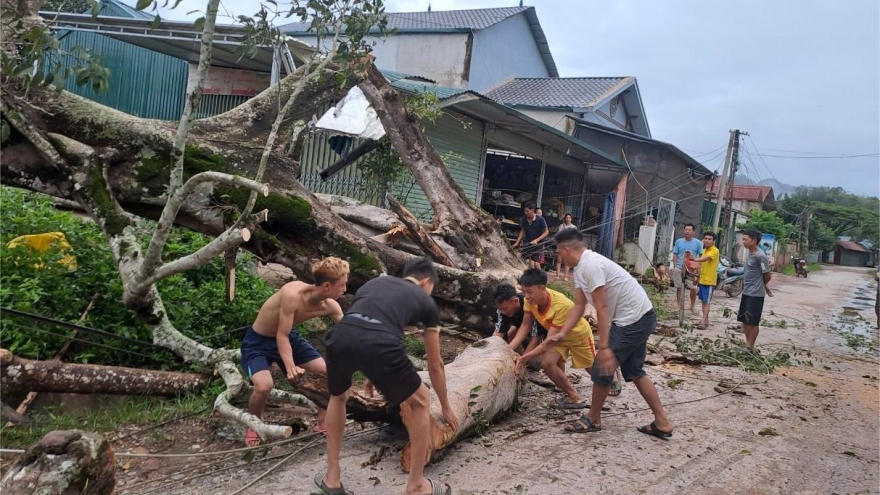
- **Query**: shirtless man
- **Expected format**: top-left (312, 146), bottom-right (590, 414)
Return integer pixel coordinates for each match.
top-left (241, 257), bottom-right (349, 445)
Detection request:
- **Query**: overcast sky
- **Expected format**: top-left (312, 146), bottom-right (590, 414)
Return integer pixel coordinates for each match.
top-left (156, 0), bottom-right (880, 197)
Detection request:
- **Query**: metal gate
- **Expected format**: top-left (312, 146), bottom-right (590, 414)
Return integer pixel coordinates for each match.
top-left (654, 197), bottom-right (677, 264)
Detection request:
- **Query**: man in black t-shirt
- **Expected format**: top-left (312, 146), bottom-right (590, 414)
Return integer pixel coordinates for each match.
top-left (491, 284), bottom-right (547, 356)
top-left (316, 257), bottom-right (457, 495)
top-left (512, 203), bottom-right (550, 269)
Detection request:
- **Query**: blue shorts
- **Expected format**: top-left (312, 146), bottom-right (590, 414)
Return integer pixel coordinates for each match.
top-left (240, 326), bottom-right (322, 379)
top-left (698, 284), bottom-right (714, 304)
top-left (592, 309), bottom-right (656, 385)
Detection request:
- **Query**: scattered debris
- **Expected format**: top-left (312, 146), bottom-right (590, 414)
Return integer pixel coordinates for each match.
top-left (361, 446), bottom-right (388, 468)
top-left (758, 427), bottom-right (779, 437)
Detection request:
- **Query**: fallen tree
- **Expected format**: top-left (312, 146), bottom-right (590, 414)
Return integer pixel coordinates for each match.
top-left (0, 348), bottom-right (211, 396)
top-left (295, 337), bottom-right (520, 471)
top-left (0, 0), bottom-right (523, 442)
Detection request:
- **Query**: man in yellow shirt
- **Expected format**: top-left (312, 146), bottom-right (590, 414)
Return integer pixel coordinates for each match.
top-left (693, 232), bottom-right (720, 329)
top-left (509, 268), bottom-right (596, 409)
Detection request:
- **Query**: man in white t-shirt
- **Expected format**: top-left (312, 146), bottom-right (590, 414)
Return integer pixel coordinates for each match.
top-left (543, 228), bottom-right (674, 439)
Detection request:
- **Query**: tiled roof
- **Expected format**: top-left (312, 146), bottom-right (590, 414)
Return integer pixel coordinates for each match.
top-left (486, 77), bottom-right (633, 109)
top-left (838, 240), bottom-right (868, 253)
top-left (707, 180), bottom-right (775, 203)
top-left (280, 7), bottom-right (528, 33)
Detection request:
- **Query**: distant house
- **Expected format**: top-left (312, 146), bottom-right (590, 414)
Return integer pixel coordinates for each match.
top-left (833, 240), bottom-right (871, 267)
top-left (485, 77), bottom-right (651, 137)
top-left (703, 179), bottom-right (777, 234)
top-left (281, 7), bottom-right (557, 92)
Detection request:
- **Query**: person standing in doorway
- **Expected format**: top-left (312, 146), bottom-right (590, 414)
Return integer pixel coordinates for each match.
top-left (672, 223), bottom-right (703, 314)
top-left (692, 232), bottom-right (720, 329)
top-left (555, 214), bottom-right (578, 281)
top-left (512, 203), bottom-right (550, 269)
top-left (738, 229), bottom-right (773, 349)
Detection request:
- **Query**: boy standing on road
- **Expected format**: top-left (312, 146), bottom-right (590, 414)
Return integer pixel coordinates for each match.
top-left (550, 229), bottom-right (673, 439)
top-left (693, 232), bottom-right (720, 329)
top-left (512, 203), bottom-right (550, 269)
top-left (316, 257), bottom-right (458, 495)
top-left (738, 229), bottom-right (774, 349)
top-left (510, 269), bottom-right (596, 410)
top-left (241, 257), bottom-right (349, 445)
top-left (672, 223), bottom-right (703, 314)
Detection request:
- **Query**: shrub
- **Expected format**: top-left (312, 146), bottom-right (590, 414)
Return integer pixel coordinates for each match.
top-left (0, 187), bottom-right (275, 369)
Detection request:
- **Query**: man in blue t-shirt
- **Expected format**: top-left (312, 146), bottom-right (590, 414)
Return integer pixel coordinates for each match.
top-left (672, 223), bottom-right (703, 314)
top-left (512, 203), bottom-right (549, 269)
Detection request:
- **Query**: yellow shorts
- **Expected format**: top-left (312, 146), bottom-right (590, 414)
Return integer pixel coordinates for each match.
top-left (552, 332), bottom-right (596, 369)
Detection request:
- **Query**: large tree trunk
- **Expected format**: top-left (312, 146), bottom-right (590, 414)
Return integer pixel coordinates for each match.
top-left (294, 337), bottom-right (520, 471)
top-left (0, 349), bottom-right (211, 396)
top-left (1, 70), bottom-right (520, 327)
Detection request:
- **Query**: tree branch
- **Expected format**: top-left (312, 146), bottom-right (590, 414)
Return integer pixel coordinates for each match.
top-left (1, 98), bottom-right (65, 167)
top-left (139, 0), bottom-right (222, 282)
top-left (214, 360), bottom-right (293, 441)
top-left (141, 226), bottom-right (253, 287)
top-left (236, 14), bottom-right (347, 222)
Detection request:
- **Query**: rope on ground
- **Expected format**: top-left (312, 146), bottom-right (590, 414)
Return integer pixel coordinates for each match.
top-left (0, 307), bottom-right (164, 349)
top-left (227, 438), bottom-right (323, 495)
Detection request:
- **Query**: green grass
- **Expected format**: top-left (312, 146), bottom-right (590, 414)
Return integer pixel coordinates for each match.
top-left (405, 335), bottom-right (426, 358)
top-left (647, 286), bottom-right (675, 320)
top-left (546, 281), bottom-right (572, 300)
top-left (782, 262), bottom-right (823, 276)
top-left (0, 381), bottom-right (223, 449)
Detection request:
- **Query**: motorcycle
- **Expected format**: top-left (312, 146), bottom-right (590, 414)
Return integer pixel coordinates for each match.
top-left (792, 257), bottom-right (808, 278)
top-left (716, 256), bottom-right (745, 297)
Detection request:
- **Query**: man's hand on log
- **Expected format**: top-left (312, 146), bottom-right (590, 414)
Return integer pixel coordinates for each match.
top-left (286, 365), bottom-right (305, 382)
top-left (514, 355), bottom-right (528, 376)
top-left (442, 405), bottom-right (459, 433)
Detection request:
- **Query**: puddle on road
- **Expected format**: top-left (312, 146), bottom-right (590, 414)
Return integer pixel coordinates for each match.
top-left (833, 280), bottom-right (878, 341)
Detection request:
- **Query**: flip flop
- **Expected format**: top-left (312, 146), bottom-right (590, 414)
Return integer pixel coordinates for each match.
top-left (314, 473), bottom-right (352, 495)
top-left (312, 424), bottom-right (328, 434)
top-left (550, 397), bottom-right (587, 410)
top-left (695, 323), bottom-right (708, 330)
top-left (563, 415), bottom-right (601, 433)
top-left (608, 368), bottom-right (624, 397)
top-left (244, 428), bottom-right (261, 447)
top-left (637, 421), bottom-right (673, 440)
top-left (417, 478), bottom-right (451, 495)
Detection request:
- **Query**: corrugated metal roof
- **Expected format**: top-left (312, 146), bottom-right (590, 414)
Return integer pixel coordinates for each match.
top-left (99, 0), bottom-right (154, 20)
top-left (706, 180), bottom-right (775, 203)
top-left (486, 77), bottom-right (633, 109)
top-left (390, 80), bottom-right (468, 100)
top-left (380, 69), bottom-right (435, 84)
top-left (839, 240), bottom-right (869, 253)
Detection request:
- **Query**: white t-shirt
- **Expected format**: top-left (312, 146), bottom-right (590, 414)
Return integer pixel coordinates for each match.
top-left (574, 249), bottom-right (653, 327)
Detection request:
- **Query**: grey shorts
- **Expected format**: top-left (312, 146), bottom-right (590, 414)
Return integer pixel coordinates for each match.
top-left (591, 309), bottom-right (656, 385)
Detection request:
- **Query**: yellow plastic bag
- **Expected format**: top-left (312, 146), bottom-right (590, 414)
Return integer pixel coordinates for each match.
top-left (6, 232), bottom-right (78, 271)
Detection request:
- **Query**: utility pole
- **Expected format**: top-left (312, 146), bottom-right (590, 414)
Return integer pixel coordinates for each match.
top-left (724, 131), bottom-right (745, 256)
top-left (804, 208), bottom-right (812, 257)
top-left (711, 130), bottom-right (740, 235)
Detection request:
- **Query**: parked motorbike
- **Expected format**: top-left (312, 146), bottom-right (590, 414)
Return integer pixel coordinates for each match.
top-left (716, 256), bottom-right (745, 297)
top-left (792, 257), bottom-right (808, 278)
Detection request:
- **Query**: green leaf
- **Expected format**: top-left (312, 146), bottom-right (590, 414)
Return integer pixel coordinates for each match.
top-left (193, 16), bottom-right (206, 31)
top-left (0, 121), bottom-right (10, 143)
top-left (135, 0), bottom-right (151, 10)
top-left (151, 14), bottom-right (162, 29)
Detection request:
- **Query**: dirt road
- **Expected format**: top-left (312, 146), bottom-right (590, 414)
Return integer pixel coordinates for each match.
top-left (132, 265), bottom-right (879, 495)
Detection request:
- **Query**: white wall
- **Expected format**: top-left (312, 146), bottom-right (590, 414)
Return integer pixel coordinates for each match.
top-left (469, 13), bottom-right (550, 92)
top-left (516, 108), bottom-right (571, 131)
top-left (294, 32), bottom-right (470, 87)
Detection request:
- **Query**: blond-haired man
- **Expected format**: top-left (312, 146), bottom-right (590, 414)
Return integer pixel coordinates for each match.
top-left (241, 257), bottom-right (349, 445)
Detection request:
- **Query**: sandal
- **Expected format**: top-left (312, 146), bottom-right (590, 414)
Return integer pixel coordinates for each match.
top-left (312, 423), bottom-right (328, 434)
top-left (550, 397), bottom-right (587, 410)
top-left (418, 478), bottom-right (451, 495)
top-left (563, 415), bottom-right (601, 433)
top-left (637, 421), bottom-right (673, 440)
top-left (244, 428), bottom-right (261, 447)
top-left (608, 368), bottom-right (624, 397)
top-left (314, 473), bottom-right (352, 495)
top-left (695, 323), bottom-right (708, 330)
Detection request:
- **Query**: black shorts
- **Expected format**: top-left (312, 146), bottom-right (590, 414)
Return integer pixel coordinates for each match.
top-left (592, 309), bottom-right (656, 385)
top-left (323, 320), bottom-right (422, 405)
top-left (737, 295), bottom-right (765, 326)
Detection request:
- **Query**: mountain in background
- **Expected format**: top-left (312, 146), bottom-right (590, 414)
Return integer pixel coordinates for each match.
top-left (734, 176), bottom-right (798, 197)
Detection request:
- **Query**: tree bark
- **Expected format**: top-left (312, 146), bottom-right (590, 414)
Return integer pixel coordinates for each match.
top-left (0, 430), bottom-right (115, 495)
top-left (291, 337), bottom-right (519, 471)
top-left (1, 350), bottom-right (212, 396)
top-left (386, 195), bottom-right (457, 268)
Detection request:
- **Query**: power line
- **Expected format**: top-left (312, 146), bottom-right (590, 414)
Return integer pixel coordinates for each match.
top-left (757, 146), bottom-right (879, 156)
top-left (754, 152), bottom-right (878, 159)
